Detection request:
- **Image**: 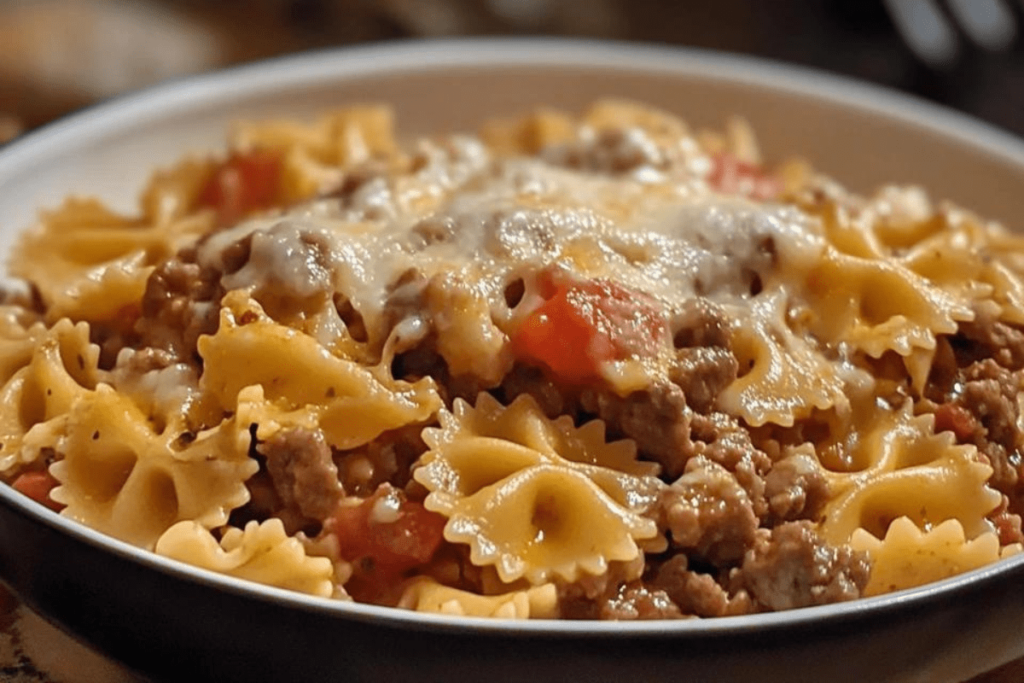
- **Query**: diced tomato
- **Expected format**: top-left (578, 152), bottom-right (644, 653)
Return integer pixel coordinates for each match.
top-left (709, 152), bottom-right (781, 201)
top-left (510, 268), bottom-right (668, 385)
top-left (324, 485), bottom-right (446, 602)
top-left (11, 471), bottom-right (63, 512)
top-left (196, 150), bottom-right (282, 227)
top-left (934, 404), bottom-right (978, 442)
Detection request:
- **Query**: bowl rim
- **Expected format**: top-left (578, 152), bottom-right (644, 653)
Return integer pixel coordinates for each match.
top-left (5, 36), bottom-right (1024, 183)
top-left (2, 36), bottom-right (1024, 637)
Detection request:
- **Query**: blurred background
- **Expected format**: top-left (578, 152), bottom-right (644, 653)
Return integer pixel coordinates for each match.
top-left (0, 0), bottom-right (1023, 144)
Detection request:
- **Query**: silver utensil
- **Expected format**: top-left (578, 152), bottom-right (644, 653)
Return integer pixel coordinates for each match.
top-left (883, 0), bottom-right (1017, 68)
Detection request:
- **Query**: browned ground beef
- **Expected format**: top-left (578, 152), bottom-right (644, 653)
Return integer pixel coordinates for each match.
top-left (669, 346), bottom-right (738, 414)
top-left (136, 222), bottom-right (343, 367)
top-left (493, 290), bottom-right (858, 619)
top-left (928, 319), bottom-right (1024, 518)
top-left (665, 298), bottom-right (738, 422)
top-left (957, 360), bottom-right (1024, 492)
top-left (670, 298), bottom-right (733, 349)
top-left (135, 246), bottom-right (223, 361)
top-left (763, 451), bottom-right (830, 523)
top-left (258, 428), bottom-right (343, 522)
top-left (651, 555), bottom-right (753, 618)
top-left (920, 304), bottom-right (1024, 545)
top-left (954, 305), bottom-right (1024, 371)
top-left (334, 425), bottom-right (427, 496)
top-left (555, 559), bottom-right (728, 621)
top-left (658, 456), bottom-right (758, 566)
top-left (579, 381), bottom-right (694, 478)
top-left (598, 582), bottom-right (683, 620)
top-left (686, 411), bottom-right (772, 517)
top-left (731, 521), bottom-right (870, 611)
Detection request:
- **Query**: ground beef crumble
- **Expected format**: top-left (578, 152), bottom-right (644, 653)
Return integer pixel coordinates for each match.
top-left (658, 456), bottom-right (758, 567)
top-left (731, 522), bottom-right (870, 612)
top-left (763, 451), bottom-right (830, 523)
top-left (692, 412), bottom-right (771, 502)
top-left (652, 555), bottom-right (753, 618)
top-left (135, 246), bottom-right (223, 362)
top-left (928, 316), bottom-right (1024, 518)
top-left (334, 425), bottom-right (427, 496)
top-left (258, 427), bottom-right (343, 523)
top-left (669, 346), bottom-right (737, 414)
top-left (954, 304), bottom-right (1024, 371)
top-left (599, 582), bottom-right (683, 620)
top-left (579, 381), bottom-right (694, 478)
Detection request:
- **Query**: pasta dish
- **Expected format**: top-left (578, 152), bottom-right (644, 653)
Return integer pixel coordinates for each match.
top-left (1, 100), bottom-right (1021, 619)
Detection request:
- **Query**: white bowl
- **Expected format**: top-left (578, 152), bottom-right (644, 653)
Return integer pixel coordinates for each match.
top-left (2, 38), bottom-right (1024, 683)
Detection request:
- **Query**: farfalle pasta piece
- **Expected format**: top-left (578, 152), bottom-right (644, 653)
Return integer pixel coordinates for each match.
top-left (398, 577), bottom-right (557, 619)
top-left (198, 294), bottom-right (442, 451)
top-left (822, 459), bottom-right (999, 547)
top-left (139, 156), bottom-right (218, 225)
top-left (11, 197), bottom-right (210, 307)
top-left (851, 517), bottom-right (1012, 596)
top-left (807, 186), bottom-right (938, 261)
top-left (0, 319), bottom-right (102, 473)
top-left (453, 393), bottom-right (657, 476)
top-left (50, 385), bottom-right (257, 548)
top-left (820, 406), bottom-right (1001, 546)
top-left (155, 519), bottom-right (335, 598)
top-left (45, 252), bottom-right (152, 325)
top-left (901, 233), bottom-right (994, 303)
top-left (813, 398), bottom-right (916, 477)
top-left (803, 248), bottom-right (971, 358)
top-left (900, 346), bottom-right (936, 396)
top-left (852, 187), bottom-right (941, 255)
top-left (231, 384), bottom-right (319, 441)
top-left (478, 108), bottom-right (576, 155)
top-left (815, 202), bottom-right (886, 261)
top-left (415, 394), bottom-right (662, 585)
top-left (231, 106), bottom-right (397, 165)
top-left (230, 106), bottom-right (398, 203)
top-left (717, 292), bottom-right (847, 427)
top-left (978, 261), bottom-right (1024, 326)
top-left (442, 465), bottom-right (657, 583)
top-left (0, 306), bottom-right (45, 381)
top-left (901, 217), bottom-right (1024, 326)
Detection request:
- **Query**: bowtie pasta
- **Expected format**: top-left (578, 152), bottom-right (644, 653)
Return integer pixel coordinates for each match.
top-left (2, 99), bottom-right (1023, 620)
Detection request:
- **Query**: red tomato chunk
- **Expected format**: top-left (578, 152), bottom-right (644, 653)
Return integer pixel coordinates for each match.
top-left (709, 152), bottom-right (781, 201)
top-left (325, 485), bottom-right (446, 602)
top-left (196, 150), bottom-right (283, 227)
top-left (511, 269), bottom-right (668, 385)
top-left (934, 404), bottom-right (978, 442)
top-left (12, 471), bottom-right (63, 512)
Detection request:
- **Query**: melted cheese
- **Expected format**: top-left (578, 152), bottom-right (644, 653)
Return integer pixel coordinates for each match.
top-left (197, 135), bottom-right (826, 360)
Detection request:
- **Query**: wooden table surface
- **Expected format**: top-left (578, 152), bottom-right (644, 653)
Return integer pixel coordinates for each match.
top-left (0, 583), bottom-right (1020, 683)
